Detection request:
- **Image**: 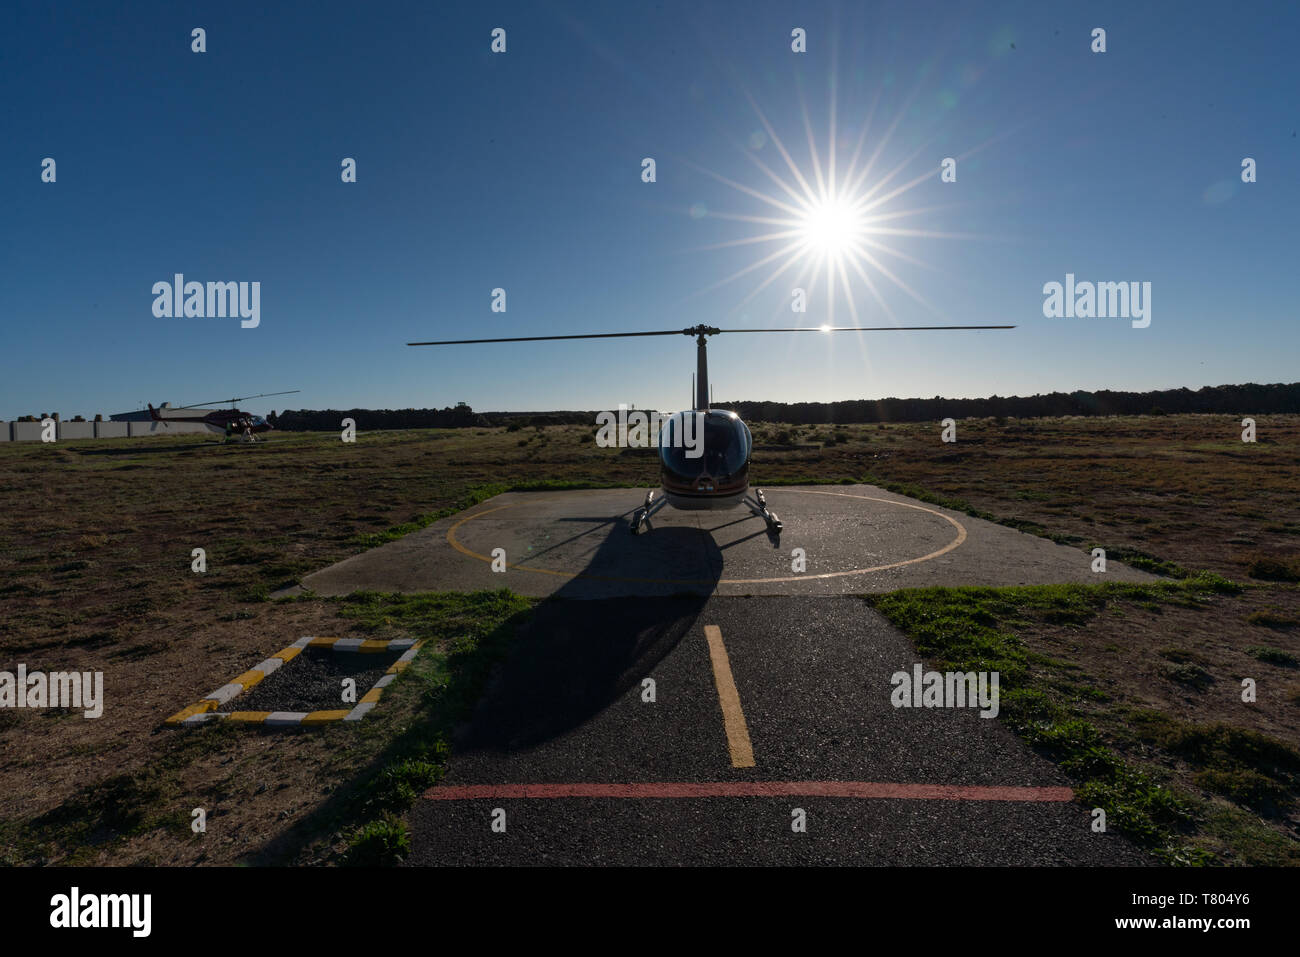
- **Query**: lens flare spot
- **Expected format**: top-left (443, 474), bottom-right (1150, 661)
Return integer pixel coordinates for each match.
top-left (1202, 180), bottom-right (1237, 206)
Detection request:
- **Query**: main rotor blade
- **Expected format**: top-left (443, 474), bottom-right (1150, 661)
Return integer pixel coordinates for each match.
top-left (408, 324), bottom-right (1013, 346)
top-left (173, 390), bottom-right (301, 410)
top-left (717, 325), bottom-right (1015, 332)
top-left (408, 330), bottom-right (687, 346)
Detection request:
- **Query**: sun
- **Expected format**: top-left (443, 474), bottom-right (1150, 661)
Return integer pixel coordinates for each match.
top-left (678, 72), bottom-right (998, 325)
top-left (799, 196), bottom-right (864, 256)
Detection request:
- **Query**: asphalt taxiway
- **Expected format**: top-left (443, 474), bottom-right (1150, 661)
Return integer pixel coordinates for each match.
top-left (292, 486), bottom-right (1158, 864)
top-left (407, 596), bottom-right (1152, 865)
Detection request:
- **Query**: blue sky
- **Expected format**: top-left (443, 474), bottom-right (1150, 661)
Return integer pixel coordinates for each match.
top-left (2, 0), bottom-right (1295, 419)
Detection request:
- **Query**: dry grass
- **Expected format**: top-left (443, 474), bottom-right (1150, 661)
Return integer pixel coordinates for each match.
top-left (0, 413), bottom-right (1295, 864)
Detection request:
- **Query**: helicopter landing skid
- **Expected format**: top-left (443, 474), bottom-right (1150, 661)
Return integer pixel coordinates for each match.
top-left (744, 489), bottom-right (782, 534)
top-left (629, 490), bottom-right (668, 534)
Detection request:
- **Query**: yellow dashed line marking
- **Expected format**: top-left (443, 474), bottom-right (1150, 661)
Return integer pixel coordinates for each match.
top-left (302, 710), bottom-right (351, 724)
top-left (227, 711), bottom-right (272, 723)
top-left (164, 700), bottom-right (218, 724)
top-left (703, 625), bottom-right (755, 768)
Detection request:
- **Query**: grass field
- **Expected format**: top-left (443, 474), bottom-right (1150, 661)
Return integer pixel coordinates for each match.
top-left (1, 414), bottom-right (1297, 864)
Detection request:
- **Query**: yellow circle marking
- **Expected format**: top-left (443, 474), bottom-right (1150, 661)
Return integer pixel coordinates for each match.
top-left (445, 489), bottom-right (966, 586)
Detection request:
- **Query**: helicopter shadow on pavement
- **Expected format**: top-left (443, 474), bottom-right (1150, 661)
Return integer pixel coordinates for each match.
top-left (692, 509), bottom-right (784, 551)
top-left (506, 500), bottom-right (781, 593)
top-left (451, 521), bottom-right (722, 753)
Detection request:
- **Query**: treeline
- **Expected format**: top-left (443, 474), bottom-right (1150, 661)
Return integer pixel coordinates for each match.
top-left (723, 382), bottom-right (1300, 424)
top-left (266, 383), bottom-right (1300, 431)
top-left (269, 405), bottom-right (488, 431)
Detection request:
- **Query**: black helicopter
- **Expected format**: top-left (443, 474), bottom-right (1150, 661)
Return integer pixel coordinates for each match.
top-left (409, 325), bottom-right (1011, 535)
top-left (147, 390), bottom-right (300, 442)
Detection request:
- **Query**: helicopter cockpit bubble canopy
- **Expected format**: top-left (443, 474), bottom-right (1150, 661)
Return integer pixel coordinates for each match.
top-left (658, 409), bottom-right (752, 482)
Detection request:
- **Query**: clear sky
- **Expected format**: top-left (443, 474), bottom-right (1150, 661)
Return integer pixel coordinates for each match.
top-left (2, 0), bottom-right (1296, 419)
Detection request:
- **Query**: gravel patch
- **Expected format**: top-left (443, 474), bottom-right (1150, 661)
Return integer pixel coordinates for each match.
top-left (220, 648), bottom-right (403, 713)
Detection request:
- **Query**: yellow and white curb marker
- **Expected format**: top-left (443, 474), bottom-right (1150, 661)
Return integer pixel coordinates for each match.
top-left (165, 636), bottom-right (424, 727)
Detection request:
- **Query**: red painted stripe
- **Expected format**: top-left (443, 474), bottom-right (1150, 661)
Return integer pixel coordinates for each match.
top-left (423, 781), bottom-right (1074, 802)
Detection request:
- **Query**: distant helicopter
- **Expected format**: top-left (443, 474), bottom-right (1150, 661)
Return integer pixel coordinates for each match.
top-left (409, 325), bottom-right (1012, 535)
top-left (147, 390), bottom-right (300, 442)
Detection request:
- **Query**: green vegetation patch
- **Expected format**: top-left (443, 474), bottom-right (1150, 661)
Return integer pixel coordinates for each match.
top-left (1128, 710), bottom-right (1300, 816)
top-left (1246, 646), bottom-right (1298, 667)
top-left (1091, 546), bottom-right (1191, 579)
top-left (321, 588), bottom-right (535, 865)
top-left (1247, 555), bottom-right (1300, 582)
top-left (1246, 609), bottom-right (1299, 629)
top-left (866, 573), bottom-right (1274, 864)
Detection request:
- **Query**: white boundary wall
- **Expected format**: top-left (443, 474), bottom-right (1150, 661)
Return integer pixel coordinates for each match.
top-left (11, 422), bottom-right (46, 441)
top-left (1, 419), bottom-right (213, 441)
top-left (58, 421), bottom-right (96, 440)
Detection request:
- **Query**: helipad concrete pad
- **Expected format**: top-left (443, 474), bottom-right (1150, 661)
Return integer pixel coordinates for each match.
top-left (297, 485), bottom-right (1158, 598)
